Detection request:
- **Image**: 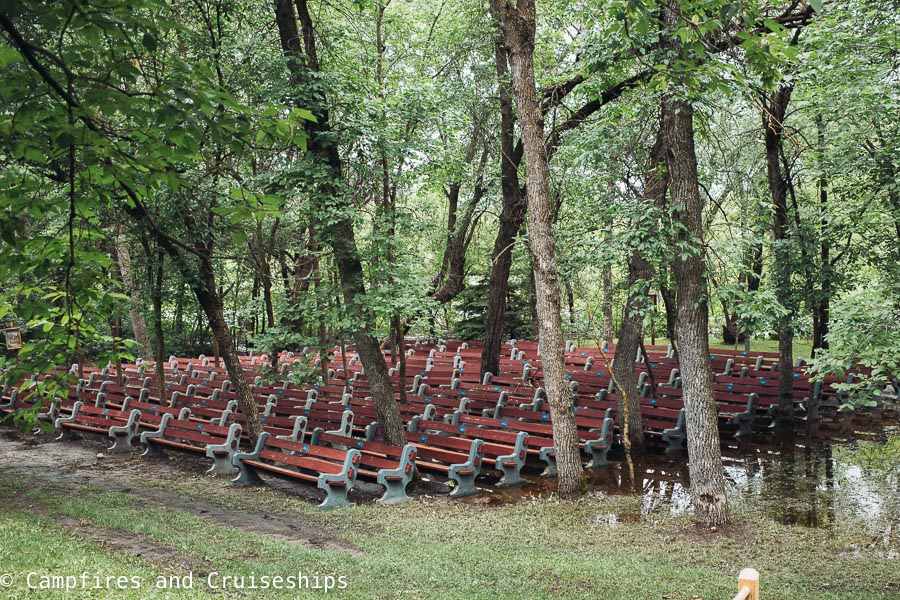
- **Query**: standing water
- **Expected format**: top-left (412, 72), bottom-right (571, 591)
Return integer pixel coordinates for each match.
top-left (467, 417), bottom-right (899, 557)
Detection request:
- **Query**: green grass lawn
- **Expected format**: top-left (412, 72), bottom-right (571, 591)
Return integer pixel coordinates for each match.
top-left (0, 468), bottom-right (896, 599)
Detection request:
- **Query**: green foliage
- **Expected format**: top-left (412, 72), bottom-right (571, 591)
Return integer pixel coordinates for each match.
top-left (0, 0), bottom-right (309, 418)
top-left (452, 273), bottom-right (532, 342)
top-left (808, 282), bottom-right (900, 408)
top-left (0, 0), bottom-right (896, 398)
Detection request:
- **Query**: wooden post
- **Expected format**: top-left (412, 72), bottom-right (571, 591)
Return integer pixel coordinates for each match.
top-left (736, 568), bottom-right (759, 600)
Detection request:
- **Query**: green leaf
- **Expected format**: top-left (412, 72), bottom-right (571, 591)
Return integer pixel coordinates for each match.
top-left (142, 33), bottom-right (158, 52)
top-left (0, 46), bottom-right (22, 68)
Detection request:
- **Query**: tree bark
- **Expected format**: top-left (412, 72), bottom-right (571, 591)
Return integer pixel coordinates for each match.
top-left (481, 35), bottom-right (527, 377)
top-left (528, 255), bottom-right (539, 340)
top-left (812, 116), bottom-right (830, 355)
top-left (254, 218), bottom-right (279, 330)
top-left (151, 249), bottom-right (167, 404)
top-left (762, 84), bottom-right (796, 424)
top-left (113, 231), bottom-right (152, 359)
top-left (663, 95), bottom-right (729, 528)
top-left (601, 259), bottom-right (614, 342)
top-left (493, 0), bottom-right (584, 497)
top-left (613, 248), bottom-right (650, 449)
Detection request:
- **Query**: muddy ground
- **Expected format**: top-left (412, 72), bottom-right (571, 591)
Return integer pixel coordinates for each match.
top-left (0, 428), bottom-right (366, 562)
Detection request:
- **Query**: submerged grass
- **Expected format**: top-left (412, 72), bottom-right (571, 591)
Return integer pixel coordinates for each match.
top-left (1, 470), bottom-right (897, 599)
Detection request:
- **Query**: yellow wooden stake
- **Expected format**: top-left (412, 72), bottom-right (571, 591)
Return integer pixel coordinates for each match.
top-left (734, 568), bottom-right (759, 600)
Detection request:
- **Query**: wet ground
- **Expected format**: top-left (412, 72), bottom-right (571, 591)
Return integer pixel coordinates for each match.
top-left (464, 414), bottom-right (900, 558)
top-left (2, 409), bottom-right (897, 560)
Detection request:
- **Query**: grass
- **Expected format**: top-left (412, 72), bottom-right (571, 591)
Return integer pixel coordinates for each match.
top-left (0, 470), bottom-right (897, 599)
top-left (0, 511), bottom-right (166, 599)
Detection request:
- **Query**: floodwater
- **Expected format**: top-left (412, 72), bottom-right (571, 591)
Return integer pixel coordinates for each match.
top-left (469, 413), bottom-right (899, 557)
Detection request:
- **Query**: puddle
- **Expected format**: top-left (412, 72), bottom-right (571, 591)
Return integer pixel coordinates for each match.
top-left (478, 420), bottom-right (899, 555)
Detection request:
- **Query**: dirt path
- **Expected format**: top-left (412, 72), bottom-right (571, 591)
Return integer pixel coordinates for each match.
top-left (0, 430), bottom-right (361, 555)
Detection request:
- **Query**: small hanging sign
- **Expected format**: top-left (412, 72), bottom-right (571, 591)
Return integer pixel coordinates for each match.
top-left (4, 327), bottom-right (23, 350)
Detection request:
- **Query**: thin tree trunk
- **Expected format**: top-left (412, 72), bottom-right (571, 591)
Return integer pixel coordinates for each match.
top-left (613, 248), bottom-right (650, 449)
top-left (812, 116), bottom-right (830, 355)
top-left (481, 36), bottom-right (526, 377)
top-left (123, 214), bottom-right (264, 443)
top-left (194, 256), bottom-right (264, 441)
top-left (612, 126), bottom-right (666, 449)
top-left (257, 218), bottom-right (279, 330)
top-left (113, 231), bottom-right (152, 359)
top-left (152, 250), bottom-right (166, 404)
top-left (762, 84), bottom-right (796, 424)
top-left (663, 89), bottom-right (728, 527)
top-left (432, 139), bottom-right (489, 303)
top-left (393, 314), bottom-right (407, 404)
top-left (174, 279), bottom-right (185, 337)
top-left (494, 0), bottom-right (584, 496)
top-left (251, 274), bottom-right (260, 336)
top-left (601, 259), bottom-right (614, 342)
top-left (660, 283), bottom-right (677, 355)
top-left (112, 313), bottom-right (123, 385)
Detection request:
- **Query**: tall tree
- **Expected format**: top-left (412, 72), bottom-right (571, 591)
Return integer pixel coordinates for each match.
top-left (612, 130), bottom-right (667, 449)
top-left (272, 0), bottom-right (406, 446)
top-left (481, 36), bottom-right (527, 377)
top-left (761, 82), bottom-right (796, 425)
top-left (659, 0), bottom-right (729, 528)
top-left (492, 0), bottom-right (584, 496)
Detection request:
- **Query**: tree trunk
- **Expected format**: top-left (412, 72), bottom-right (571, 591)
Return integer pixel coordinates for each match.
top-left (289, 223), bottom-right (319, 303)
top-left (174, 279), bottom-right (185, 337)
top-left (494, 0), bottom-right (584, 497)
top-left (251, 274), bottom-right (260, 336)
top-left (431, 140), bottom-right (489, 303)
top-left (392, 314), bottom-right (407, 405)
top-left (152, 250), bottom-right (166, 404)
top-left (663, 95), bottom-right (729, 528)
top-left (613, 248), bottom-right (650, 450)
top-left (762, 84), bottom-right (796, 424)
top-left (660, 283), bottom-right (677, 355)
top-left (528, 254), bottom-right (539, 340)
top-left (113, 232), bottom-right (152, 359)
top-left (194, 256), bottom-right (264, 442)
top-left (275, 0), bottom-right (405, 446)
top-left (612, 125), bottom-right (666, 449)
top-left (431, 179), bottom-right (486, 303)
top-left (257, 218), bottom-right (279, 330)
top-left (481, 35), bottom-right (527, 377)
top-left (123, 211), bottom-right (264, 442)
top-left (812, 116), bottom-right (830, 355)
top-left (601, 259), bottom-right (614, 342)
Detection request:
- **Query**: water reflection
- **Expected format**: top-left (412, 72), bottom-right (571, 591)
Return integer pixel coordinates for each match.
top-left (482, 420), bottom-right (898, 555)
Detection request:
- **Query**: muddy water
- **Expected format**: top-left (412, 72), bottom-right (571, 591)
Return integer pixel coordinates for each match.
top-left (470, 420), bottom-right (899, 555)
